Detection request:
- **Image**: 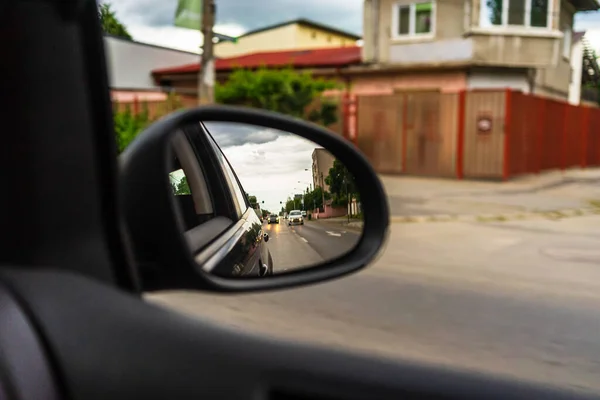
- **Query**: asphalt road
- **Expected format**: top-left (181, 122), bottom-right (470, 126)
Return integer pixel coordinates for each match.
top-left (263, 219), bottom-right (361, 272)
top-left (148, 216), bottom-right (600, 395)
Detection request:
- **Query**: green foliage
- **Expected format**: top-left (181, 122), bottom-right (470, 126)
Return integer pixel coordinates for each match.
top-left (215, 67), bottom-right (340, 125)
top-left (114, 93), bottom-right (186, 154)
top-left (172, 176), bottom-right (191, 195)
top-left (247, 194), bottom-right (258, 207)
top-left (325, 159), bottom-right (359, 208)
top-left (285, 198), bottom-right (297, 213)
top-left (113, 104), bottom-right (150, 153)
top-left (303, 186), bottom-right (329, 211)
top-left (98, 2), bottom-right (132, 39)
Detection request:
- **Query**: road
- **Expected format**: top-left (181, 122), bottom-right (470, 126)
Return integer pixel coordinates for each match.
top-left (148, 215), bottom-right (600, 395)
top-left (262, 219), bottom-right (361, 272)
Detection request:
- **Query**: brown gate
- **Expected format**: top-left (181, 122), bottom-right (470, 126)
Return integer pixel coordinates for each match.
top-left (355, 94), bottom-right (404, 174)
top-left (403, 92), bottom-right (458, 177)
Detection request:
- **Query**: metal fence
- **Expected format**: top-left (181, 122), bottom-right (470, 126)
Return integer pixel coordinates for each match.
top-left (353, 89), bottom-right (600, 180)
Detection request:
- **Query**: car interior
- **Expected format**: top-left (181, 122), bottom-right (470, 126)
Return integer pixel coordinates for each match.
top-left (1, 1), bottom-right (598, 400)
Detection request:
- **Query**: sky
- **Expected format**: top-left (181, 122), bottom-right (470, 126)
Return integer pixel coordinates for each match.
top-left (204, 122), bottom-right (318, 214)
top-left (104, 0), bottom-right (600, 53)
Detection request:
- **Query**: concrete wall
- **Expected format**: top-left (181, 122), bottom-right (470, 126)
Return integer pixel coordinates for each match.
top-left (103, 35), bottom-right (199, 90)
top-left (350, 71), bottom-right (467, 94)
top-left (363, 0), bottom-right (574, 74)
top-left (568, 37), bottom-right (584, 105)
top-left (467, 68), bottom-right (530, 92)
top-left (312, 148), bottom-right (335, 192)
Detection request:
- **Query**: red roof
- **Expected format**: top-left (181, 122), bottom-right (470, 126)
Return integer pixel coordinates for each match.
top-left (152, 46), bottom-right (361, 75)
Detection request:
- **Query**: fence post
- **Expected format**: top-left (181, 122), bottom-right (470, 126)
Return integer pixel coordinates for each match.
top-left (503, 88), bottom-right (512, 181)
top-left (456, 90), bottom-right (466, 179)
top-left (581, 106), bottom-right (590, 168)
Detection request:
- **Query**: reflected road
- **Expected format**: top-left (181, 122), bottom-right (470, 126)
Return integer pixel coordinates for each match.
top-left (262, 220), bottom-right (361, 272)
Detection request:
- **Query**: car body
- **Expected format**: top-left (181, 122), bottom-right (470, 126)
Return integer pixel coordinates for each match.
top-left (165, 123), bottom-right (274, 278)
top-left (268, 214), bottom-right (279, 224)
top-left (288, 210), bottom-right (304, 226)
top-left (301, 211), bottom-right (307, 217)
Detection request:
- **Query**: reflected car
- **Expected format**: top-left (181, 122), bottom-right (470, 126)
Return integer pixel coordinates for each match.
top-left (288, 210), bottom-right (304, 226)
top-left (268, 214), bottom-right (279, 224)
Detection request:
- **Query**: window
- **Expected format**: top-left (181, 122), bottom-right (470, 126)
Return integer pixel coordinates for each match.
top-left (562, 26), bottom-right (572, 59)
top-left (392, 1), bottom-right (435, 38)
top-left (206, 133), bottom-right (248, 219)
top-left (479, 0), bottom-right (550, 28)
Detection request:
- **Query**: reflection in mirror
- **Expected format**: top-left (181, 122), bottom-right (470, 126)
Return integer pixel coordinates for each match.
top-left (202, 121), bottom-right (363, 277)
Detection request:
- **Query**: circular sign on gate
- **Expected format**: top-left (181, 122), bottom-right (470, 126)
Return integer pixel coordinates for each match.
top-left (477, 114), bottom-right (492, 134)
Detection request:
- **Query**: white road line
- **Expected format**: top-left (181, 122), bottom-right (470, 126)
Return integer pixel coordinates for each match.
top-left (326, 231), bottom-right (342, 237)
top-left (300, 237), bottom-right (308, 243)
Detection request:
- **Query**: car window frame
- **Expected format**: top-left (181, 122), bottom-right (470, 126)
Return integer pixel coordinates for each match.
top-left (200, 122), bottom-right (250, 220)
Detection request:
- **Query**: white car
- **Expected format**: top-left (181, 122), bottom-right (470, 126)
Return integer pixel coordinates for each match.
top-left (288, 210), bottom-right (304, 226)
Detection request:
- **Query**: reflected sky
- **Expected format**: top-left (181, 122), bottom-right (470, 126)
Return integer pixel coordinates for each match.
top-left (204, 122), bottom-right (317, 214)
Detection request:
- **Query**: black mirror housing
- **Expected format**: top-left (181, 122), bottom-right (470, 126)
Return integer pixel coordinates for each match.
top-left (119, 105), bottom-right (389, 293)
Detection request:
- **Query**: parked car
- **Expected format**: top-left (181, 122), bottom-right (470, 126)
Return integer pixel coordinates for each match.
top-left (268, 214), bottom-right (279, 224)
top-left (288, 210), bottom-right (304, 226)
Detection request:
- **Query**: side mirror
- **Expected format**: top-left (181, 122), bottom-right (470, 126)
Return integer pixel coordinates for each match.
top-left (119, 105), bottom-right (389, 293)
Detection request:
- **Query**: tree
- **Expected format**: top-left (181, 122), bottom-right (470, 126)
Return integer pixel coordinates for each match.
top-left (325, 159), bottom-right (359, 208)
top-left (98, 2), bottom-right (132, 39)
top-left (215, 67), bottom-right (340, 126)
top-left (304, 186), bottom-right (329, 211)
top-left (113, 104), bottom-right (150, 153)
top-left (171, 176), bottom-right (191, 195)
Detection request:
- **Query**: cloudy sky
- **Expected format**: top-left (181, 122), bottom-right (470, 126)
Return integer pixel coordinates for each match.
top-left (104, 0), bottom-right (362, 52)
top-left (204, 122), bottom-right (317, 214)
top-left (105, 0), bottom-right (600, 52)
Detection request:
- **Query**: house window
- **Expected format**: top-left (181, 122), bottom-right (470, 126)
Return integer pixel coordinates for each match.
top-left (562, 26), bottom-right (572, 59)
top-left (311, 31), bottom-right (317, 39)
top-left (480, 0), bottom-right (550, 28)
top-left (392, 1), bottom-right (435, 38)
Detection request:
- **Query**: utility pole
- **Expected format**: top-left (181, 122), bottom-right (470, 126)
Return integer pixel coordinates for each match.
top-left (198, 0), bottom-right (215, 105)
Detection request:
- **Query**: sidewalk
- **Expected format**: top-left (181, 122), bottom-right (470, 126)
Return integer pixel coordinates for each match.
top-left (379, 168), bottom-right (600, 222)
top-left (309, 217), bottom-right (364, 231)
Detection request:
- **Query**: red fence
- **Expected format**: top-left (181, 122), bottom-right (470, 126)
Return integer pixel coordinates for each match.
top-left (353, 89), bottom-right (600, 180)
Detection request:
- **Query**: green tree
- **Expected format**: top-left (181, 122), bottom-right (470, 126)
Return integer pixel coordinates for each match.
top-left (113, 104), bottom-right (150, 153)
top-left (215, 67), bottom-right (340, 126)
top-left (325, 159), bottom-right (359, 208)
top-left (304, 186), bottom-right (329, 211)
top-left (98, 2), bottom-right (132, 39)
top-left (173, 176), bottom-right (191, 195)
top-left (285, 198), bottom-right (297, 214)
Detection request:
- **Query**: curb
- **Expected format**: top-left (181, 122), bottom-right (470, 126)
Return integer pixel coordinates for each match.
top-left (390, 207), bottom-right (600, 224)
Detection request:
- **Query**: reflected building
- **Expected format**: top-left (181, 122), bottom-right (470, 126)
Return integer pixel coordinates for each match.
top-left (311, 148), bottom-right (335, 192)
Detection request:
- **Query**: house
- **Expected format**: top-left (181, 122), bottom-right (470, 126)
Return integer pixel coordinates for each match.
top-left (569, 31), bottom-right (600, 105)
top-left (359, 0), bottom-right (600, 100)
top-left (214, 18), bottom-right (361, 58)
top-left (151, 46), bottom-right (363, 95)
top-left (104, 34), bottom-right (200, 102)
top-left (312, 148), bottom-right (335, 193)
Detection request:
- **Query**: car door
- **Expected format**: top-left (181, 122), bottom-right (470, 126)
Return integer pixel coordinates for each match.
top-left (187, 122), bottom-right (268, 277)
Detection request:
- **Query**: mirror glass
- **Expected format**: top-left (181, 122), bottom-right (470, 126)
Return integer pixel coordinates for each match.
top-left (168, 121), bottom-right (363, 278)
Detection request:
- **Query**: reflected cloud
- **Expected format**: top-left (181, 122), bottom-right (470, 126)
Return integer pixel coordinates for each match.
top-left (204, 122), bottom-right (315, 214)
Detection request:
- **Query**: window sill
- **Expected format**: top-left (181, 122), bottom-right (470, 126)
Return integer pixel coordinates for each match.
top-left (390, 34), bottom-right (435, 43)
top-left (467, 27), bottom-right (563, 39)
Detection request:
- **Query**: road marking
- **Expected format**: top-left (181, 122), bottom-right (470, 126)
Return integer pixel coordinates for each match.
top-left (300, 237), bottom-right (308, 243)
top-left (326, 231), bottom-right (342, 237)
